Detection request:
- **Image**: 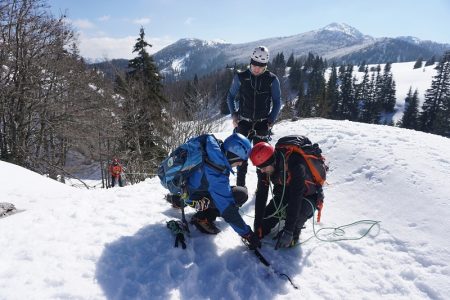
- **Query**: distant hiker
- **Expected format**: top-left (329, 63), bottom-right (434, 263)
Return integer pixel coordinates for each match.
top-left (249, 136), bottom-right (327, 249)
top-left (159, 133), bottom-right (261, 250)
top-left (109, 158), bottom-right (124, 187)
top-left (227, 46), bottom-right (281, 187)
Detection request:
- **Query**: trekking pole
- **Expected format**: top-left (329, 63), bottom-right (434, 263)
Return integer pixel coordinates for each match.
top-left (180, 188), bottom-right (190, 236)
top-left (180, 205), bottom-right (190, 236)
top-left (243, 240), bottom-right (299, 289)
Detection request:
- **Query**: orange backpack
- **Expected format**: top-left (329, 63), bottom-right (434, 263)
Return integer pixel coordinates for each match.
top-left (275, 135), bottom-right (328, 221)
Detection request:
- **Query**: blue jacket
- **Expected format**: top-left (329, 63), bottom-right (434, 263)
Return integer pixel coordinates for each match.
top-left (186, 135), bottom-right (251, 236)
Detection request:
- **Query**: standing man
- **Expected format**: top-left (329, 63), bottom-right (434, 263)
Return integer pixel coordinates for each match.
top-left (227, 46), bottom-right (281, 187)
top-left (109, 158), bottom-right (124, 187)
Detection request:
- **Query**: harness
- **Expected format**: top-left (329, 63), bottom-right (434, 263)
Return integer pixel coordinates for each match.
top-left (238, 118), bottom-right (272, 142)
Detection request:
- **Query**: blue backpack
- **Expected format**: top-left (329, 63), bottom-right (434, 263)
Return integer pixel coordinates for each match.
top-left (158, 134), bottom-right (226, 195)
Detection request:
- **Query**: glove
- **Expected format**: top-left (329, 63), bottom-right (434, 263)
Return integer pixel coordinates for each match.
top-left (317, 188), bottom-right (325, 203)
top-left (275, 229), bottom-right (294, 250)
top-left (242, 230), bottom-right (261, 250)
top-left (175, 233), bottom-right (187, 249)
top-left (167, 220), bottom-right (187, 249)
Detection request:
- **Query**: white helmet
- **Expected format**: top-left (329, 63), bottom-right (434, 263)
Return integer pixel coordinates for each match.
top-left (250, 46), bottom-right (269, 66)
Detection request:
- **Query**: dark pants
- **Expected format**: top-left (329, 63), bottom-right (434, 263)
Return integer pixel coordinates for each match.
top-left (111, 175), bottom-right (123, 187)
top-left (262, 194), bottom-right (317, 238)
top-left (235, 120), bottom-right (270, 187)
top-left (193, 186), bottom-right (248, 222)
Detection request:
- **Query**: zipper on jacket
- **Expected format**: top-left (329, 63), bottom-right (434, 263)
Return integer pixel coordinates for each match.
top-left (253, 73), bottom-right (257, 120)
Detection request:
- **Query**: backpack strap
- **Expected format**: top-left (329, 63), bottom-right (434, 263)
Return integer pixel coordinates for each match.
top-left (199, 134), bottom-right (227, 174)
top-left (295, 147), bottom-right (325, 186)
top-left (205, 157), bottom-right (227, 173)
top-left (277, 145), bottom-right (325, 186)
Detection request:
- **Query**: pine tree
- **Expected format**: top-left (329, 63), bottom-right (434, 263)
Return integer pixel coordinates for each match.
top-left (286, 53), bottom-right (295, 67)
top-left (400, 87), bottom-right (419, 130)
top-left (295, 54), bottom-right (326, 118)
top-left (420, 51), bottom-right (450, 135)
top-left (413, 57), bottom-right (423, 69)
top-left (271, 52), bottom-right (286, 78)
top-left (425, 55), bottom-right (436, 67)
top-left (355, 66), bottom-right (371, 122)
top-left (339, 64), bottom-right (356, 120)
top-left (288, 59), bottom-right (303, 91)
top-left (372, 64), bottom-right (384, 123)
top-left (436, 94), bottom-right (450, 136)
top-left (310, 56), bottom-right (327, 117)
top-left (381, 63), bottom-right (397, 113)
top-left (358, 60), bottom-right (367, 72)
top-left (365, 71), bottom-right (378, 123)
top-left (119, 27), bottom-right (169, 182)
top-left (327, 63), bottom-right (340, 119)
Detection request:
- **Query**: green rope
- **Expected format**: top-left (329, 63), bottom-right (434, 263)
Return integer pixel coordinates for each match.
top-left (242, 151), bottom-right (380, 246)
top-left (290, 198), bottom-right (380, 246)
top-left (261, 152), bottom-right (288, 221)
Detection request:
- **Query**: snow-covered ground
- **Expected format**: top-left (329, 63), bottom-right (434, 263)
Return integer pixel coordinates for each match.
top-left (1, 118), bottom-right (450, 299)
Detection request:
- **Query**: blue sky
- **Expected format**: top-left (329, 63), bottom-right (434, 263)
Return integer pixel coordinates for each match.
top-left (47, 0), bottom-right (450, 60)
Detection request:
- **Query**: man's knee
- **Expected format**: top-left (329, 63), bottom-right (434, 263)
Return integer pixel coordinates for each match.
top-left (232, 186), bottom-right (248, 207)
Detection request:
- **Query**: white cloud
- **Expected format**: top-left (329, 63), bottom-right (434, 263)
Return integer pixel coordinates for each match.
top-left (71, 19), bottom-right (95, 29)
top-left (184, 17), bottom-right (194, 25)
top-left (77, 35), bottom-right (175, 60)
top-left (98, 15), bottom-right (110, 22)
top-left (132, 18), bottom-right (151, 25)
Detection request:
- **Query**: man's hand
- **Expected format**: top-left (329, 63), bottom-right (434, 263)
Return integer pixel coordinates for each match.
top-left (243, 230), bottom-right (261, 250)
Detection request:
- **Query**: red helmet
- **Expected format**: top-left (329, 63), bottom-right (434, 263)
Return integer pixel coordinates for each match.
top-left (250, 142), bottom-right (275, 167)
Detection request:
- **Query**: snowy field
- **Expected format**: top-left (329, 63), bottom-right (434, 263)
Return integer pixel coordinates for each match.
top-left (326, 61), bottom-right (438, 123)
top-left (1, 118), bottom-right (450, 300)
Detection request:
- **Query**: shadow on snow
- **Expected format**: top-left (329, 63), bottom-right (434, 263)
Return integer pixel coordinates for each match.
top-left (96, 209), bottom-right (303, 299)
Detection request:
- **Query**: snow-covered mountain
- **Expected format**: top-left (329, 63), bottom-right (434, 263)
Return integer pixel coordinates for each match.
top-left (153, 22), bottom-right (449, 79)
top-left (2, 118), bottom-right (450, 299)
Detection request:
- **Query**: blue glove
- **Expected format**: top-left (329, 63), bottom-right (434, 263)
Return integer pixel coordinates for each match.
top-left (275, 230), bottom-right (294, 250)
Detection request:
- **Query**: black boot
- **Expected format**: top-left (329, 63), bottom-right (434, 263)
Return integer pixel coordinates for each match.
top-left (292, 224), bottom-right (305, 244)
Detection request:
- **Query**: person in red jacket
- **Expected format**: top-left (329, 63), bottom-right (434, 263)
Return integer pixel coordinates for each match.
top-left (109, 158), bottom-right (123, 187)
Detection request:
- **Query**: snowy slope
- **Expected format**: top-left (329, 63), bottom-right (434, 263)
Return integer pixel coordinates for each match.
top-left (360, 62), bottom-right (438, 122)
top-left (326, 61), bottom-right (437, 123)
top-left (1, 118), bottom-right (450, 300)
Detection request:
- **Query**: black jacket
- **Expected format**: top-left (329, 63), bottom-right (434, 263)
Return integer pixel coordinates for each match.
top-left (237, 69), bottom-right (277, 121)
top-left (254, 151), bottom-right (307, 233)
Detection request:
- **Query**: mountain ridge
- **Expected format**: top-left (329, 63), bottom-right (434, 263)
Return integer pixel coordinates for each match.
top-left (92, 23), bottom-right (450, 80)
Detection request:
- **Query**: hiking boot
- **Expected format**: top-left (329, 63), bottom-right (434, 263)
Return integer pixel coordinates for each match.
top-left (190, 216), bottom-right (220, 234)
top-left (292, 225), bottom-right (305, 244)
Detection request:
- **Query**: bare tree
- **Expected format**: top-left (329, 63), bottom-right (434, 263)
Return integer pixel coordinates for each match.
top-left (1, 0), bottom-right (117, 185)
